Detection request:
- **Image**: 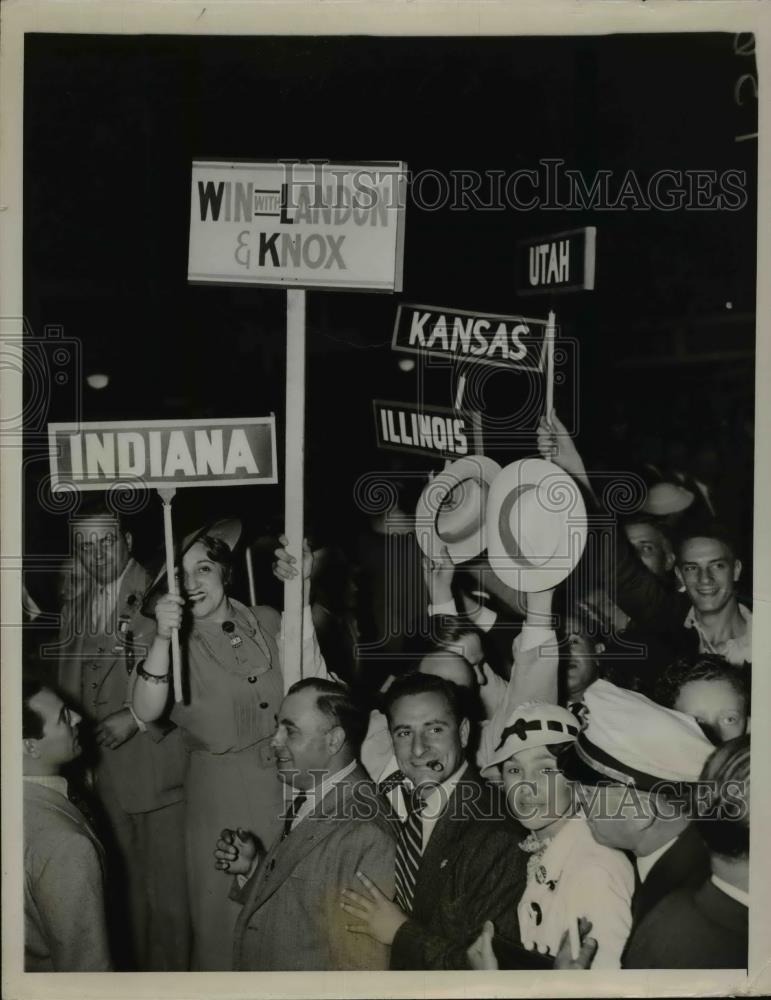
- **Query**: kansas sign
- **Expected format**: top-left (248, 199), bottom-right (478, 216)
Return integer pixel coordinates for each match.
top-left (391, 304), bottom-right (549, 373)
top-left (188, 160), bottom-right (407, 291)
top-left (48, 417), bottom-right (278, 491)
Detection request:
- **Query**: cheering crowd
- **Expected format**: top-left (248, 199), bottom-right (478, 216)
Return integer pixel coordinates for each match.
top-left (22, 411), bottom-right (751, 973)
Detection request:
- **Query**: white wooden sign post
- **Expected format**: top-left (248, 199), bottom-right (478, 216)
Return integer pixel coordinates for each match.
top-left (188, 159), bottom-right (407, 683)
top-left (514, 228), bottom-right (598, 428)
top-left (545, 308), bottom-right (556, 422)
top-left (157, 487), bottom-right (183, 699)
top-left (284, 289), bottom-right (306, 681)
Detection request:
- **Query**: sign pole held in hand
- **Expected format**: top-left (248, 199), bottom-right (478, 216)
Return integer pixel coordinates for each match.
top-left (245, 545), bottom-right (257, 607)
top-left (157, 487), bottom-right (183, 703)
top-left (454, 372), bottom-right (467, 411)
top-left (187, 160), bottom-right (407, 688)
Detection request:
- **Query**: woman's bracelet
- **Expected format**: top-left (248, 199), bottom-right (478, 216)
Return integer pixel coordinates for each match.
top-left (136, 662), bottom-right (170, 684)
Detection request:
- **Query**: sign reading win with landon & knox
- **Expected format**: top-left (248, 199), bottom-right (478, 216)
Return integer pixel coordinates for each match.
top-left (48, 417), bottom-right (277, 491)
top-left (188, 161), bottom-right (407, 291)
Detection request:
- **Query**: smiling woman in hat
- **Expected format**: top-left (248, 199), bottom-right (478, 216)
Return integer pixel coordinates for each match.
top-left (469, 701), bottom-right (634, 970)
top-left (132, 520), bottom-right (323, 971)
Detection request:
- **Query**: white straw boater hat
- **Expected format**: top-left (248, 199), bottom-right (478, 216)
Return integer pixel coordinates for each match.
top-left (485, 457), bottom-right (587, 592)
top-left (480, 702), bottom-right (580, 780)
top-left (560, 679), bottom-right (714, 789)
top-left (415, 455), bottom-right (502, 565)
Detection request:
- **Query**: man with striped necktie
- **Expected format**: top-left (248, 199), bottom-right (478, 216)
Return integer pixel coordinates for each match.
top-left (341, 672), bottom-right (531, 969)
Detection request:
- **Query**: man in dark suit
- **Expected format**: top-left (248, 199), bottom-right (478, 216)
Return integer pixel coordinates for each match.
top-left (341, 672), bottom-right (529, 970)
top-left (56, 503), bottom-right (189, 970)
top-left (23, 680), bottom-right (112, 971)
top-left (557, 680), bottom-right (716, 967)
top-left (215, 678), bottom-right (396, 971)
top-left (625, 735), bottom-right (749, 968)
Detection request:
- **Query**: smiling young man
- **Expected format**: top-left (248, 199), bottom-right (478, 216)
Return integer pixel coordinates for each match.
top-left (23, 680), bottom-right (112, 971)
top-left (215, 678), bottom-right (396, 971)
top-left (676, 530), bottom-right (751, 666)
top-left (341, 672), bottom-right (531, 970)
top-left (534, 417), bottom-right (751, 671)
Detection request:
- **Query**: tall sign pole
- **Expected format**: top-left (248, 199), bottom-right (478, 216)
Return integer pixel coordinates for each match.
top-left (515, 226), bottom-right (598, 427)
top-left (188, 159), bottom-right (407, 687)
top-left (545, 309), bottom-right (556, 421)
top-left (284, 289), bottom-right (306, 677)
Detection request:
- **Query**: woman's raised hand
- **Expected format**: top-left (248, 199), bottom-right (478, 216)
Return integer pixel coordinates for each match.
top-left (154, 592), bottom-right (185, 639)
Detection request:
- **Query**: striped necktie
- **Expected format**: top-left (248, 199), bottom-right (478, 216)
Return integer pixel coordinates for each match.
top-left (393, 786), bottom-right (424, 914)
top-left (281, 792), bottom-right (308, 840)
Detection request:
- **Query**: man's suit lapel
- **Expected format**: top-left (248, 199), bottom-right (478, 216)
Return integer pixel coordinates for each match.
top-left (698, 880), bottom-right (746, 933)
top-left (91, 560), bottom-right (152, 692)
top-left (634, 826), bottom-right (703, 923)
top-left (412, 769), bottom-right (482, 907)
top-left (242, 765), bottom-right (369, 918)
top-left (27, 783), bottom-right (104, 855)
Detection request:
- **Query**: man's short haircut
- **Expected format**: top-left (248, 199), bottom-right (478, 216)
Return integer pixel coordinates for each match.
top-left (674, 521), bottom-right (739, 564)
top-left (383, 671), bottom-right (467, 729)
top-left (654, 654), bottom-right (750, 714)
top-left (431, 614), bottom-right (484, 649)
top-left (22, 679), bottom-right (46, 740)
top-left (694, 734), bottom-right (750, 859)
top-left (557, 600), bottom-right (611, 645)
top-left (621, 512), bottom-right (672, 540)
top-left (286, 677), bottom-right (368, 754)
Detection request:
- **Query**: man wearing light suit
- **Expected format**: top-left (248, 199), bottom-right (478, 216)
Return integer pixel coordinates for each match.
top-left (215, 678), bottom-right (396, 971)
top-left (23, 680), bottom-right (111, 971)
top-left (56, 504), bottom-right (189, 970)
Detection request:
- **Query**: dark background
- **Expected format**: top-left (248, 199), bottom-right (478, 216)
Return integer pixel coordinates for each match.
top-left (23, 31), bottom-right (758, 608)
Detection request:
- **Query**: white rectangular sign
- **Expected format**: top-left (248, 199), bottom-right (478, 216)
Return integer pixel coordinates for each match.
top-left (48, 417), bottom-right (278, 491)
top-left (188, 160), bottom-right (407, 291)
top-left (392, 303), bottom-right (549, 373)
top-left (515, 226), bottom-right (597, 294)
